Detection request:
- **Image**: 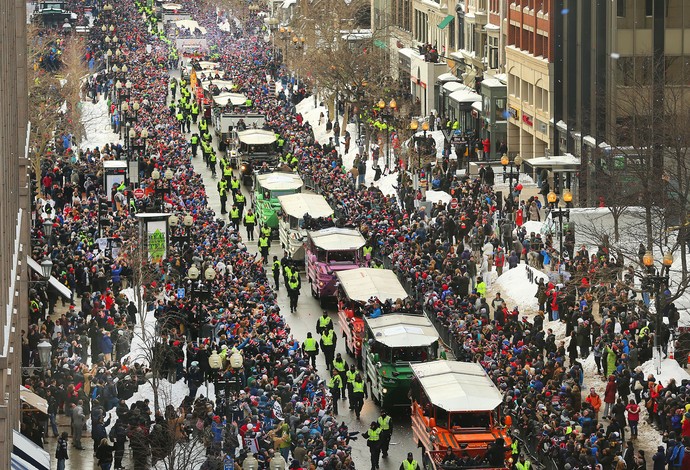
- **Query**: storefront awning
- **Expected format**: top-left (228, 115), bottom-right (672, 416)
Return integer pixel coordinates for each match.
top-left (12, 430), bottom-right (50, 470)
top-left (27, 257), bottom-right (72, 299)
top-left (438, 14), bottom-right (454, 29)
top-left (449, 88), bottom-right (481, 104)
top-left (20, 386), bottom-right (48, 414)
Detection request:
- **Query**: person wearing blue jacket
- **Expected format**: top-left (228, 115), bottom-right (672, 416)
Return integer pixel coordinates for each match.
top-left (101, 331), bottom-right (113, 363)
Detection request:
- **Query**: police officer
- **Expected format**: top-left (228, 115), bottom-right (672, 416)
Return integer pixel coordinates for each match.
top-left (516, 454), bottom-right (531, 470)
top-left (209, 151), bottom-right (217, 177)
top-left (301, 332), bottom-right (318, 368)
top-left (316, 311), bottom-right (333, 335)
top-left (320, 326), bottom-right (336, 368)
top-left (399, 453), bottom-right (418, 470)
top-left (244, 209), bottom-right (255, 241)
top-left (378, 411), bottom-right (392, 458)
top-left (346, 364), bottom-right (357, 403)
top-left (258, 233), bottom-right (270, 262)
top-left (230, 175), bottom-right (240, 197)
top-left (222, 158), bottom-right (233, 183)
top-left (230, 205), bottom-right (240, 230)
top-left (217, 179), bottom-right (229, 214)
top-left (235, 191), bottom-right (246, 218)
top-left (260, 224), bottom-right (271, 241)
top-left (287, 271), bottom-right (301, 313)
top-left (352, 373), bottom-right (366, 418)
top-left (190, 133), bottom-right (199, 158)
top-left (328, 369), bottom-right (343, 414)
top-left (362, 421), bottom-right (382, 470)
top-left (332, 352), bottom-right (347, 388)
top-left (272, 256), bottom-right (281, 290)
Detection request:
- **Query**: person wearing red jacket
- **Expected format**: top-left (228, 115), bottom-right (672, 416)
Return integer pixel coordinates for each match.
top-left (604, 375), bottom-right (617, 418)
top-left (586, 388), bottom-right (602, 419)
top-left (625, 399), bottom-right (641, 438)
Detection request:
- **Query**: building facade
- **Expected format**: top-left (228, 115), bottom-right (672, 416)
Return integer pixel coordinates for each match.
top-left (505, 0), bottom-right (555, 161)
top-left (552, 0), bottom-right (690, 204)
top-left (0, 0), bottom-right (31, 467)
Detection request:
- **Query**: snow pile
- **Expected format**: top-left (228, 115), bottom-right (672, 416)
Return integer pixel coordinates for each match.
top-left (80, 97), bottom-right (121, 150)
top-left (493, 264), bottom-right (546, 314)
top-left (640, 358), bottom-right (690, 385)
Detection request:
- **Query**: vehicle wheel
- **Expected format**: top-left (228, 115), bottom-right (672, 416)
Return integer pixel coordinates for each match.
top-left (311, 284), bottom-right (319, 299)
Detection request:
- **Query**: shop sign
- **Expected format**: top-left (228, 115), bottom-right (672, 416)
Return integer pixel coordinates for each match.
top-left (507, 107), bottom-right (519, 120)
top-left (522, 112), bottom-right (533, 126)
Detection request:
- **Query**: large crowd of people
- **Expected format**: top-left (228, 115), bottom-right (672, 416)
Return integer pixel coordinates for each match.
top-left (22, 0), bottom-right (690, 469)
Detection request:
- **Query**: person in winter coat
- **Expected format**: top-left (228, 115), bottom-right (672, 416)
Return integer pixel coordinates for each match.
top-left (626, 399), bottom-right (641, 438)
top-left (96, 437), bottom-right (115, 470)
top-left (604, 375), bottom-right (617, 418)
top-left (605, 344), bottom-right (617, 377)
top-left (56, 432), bottom-right (69, 470)
top-left (508, 251), bottom-right (519, 269)
top-left (586, 388), bottom-right (602, 419)
top-left (101, 331), bottom-right (113, 363)
top-left (653, 445), bottom-right (666, 470)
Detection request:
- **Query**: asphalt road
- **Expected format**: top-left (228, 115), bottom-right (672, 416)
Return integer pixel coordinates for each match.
top-left (175, 68), bottom-right (419, 470)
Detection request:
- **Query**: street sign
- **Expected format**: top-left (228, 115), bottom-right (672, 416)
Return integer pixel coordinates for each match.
top-left (133, 188), bottom-right (145, 199)
top-left (450, 198), bottom-right (458, 209)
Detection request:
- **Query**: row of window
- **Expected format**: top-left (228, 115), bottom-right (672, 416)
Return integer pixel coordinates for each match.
top-left (508, 74), bottom-right (549, 113)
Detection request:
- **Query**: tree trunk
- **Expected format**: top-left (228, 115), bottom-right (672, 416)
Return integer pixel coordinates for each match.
top-left (340, 104), bottom-right (349, 137)
top-left (646, 204), bottom-right (653, 250)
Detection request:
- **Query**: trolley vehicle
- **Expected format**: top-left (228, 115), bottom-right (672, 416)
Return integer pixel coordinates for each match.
top-left (363, 313), bottom-right (439, 408)
top-left (335, 268), bottom-right (408, 363)
top-left (253, 172), bottom-right (303, 238)
top-left (237, 129), bottom-right (279, 186)
top-left (278, 193), bottom-right (333, 262)
top-left (305, 227), bottom-right (366, 305)
top-left (410, 361), bottom-right (512, 470)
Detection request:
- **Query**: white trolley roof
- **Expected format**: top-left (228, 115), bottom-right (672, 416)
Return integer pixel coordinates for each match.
top-left (256, 173), bottom-right (303, 191)
top-left (365, 314), bottom-right (438, 348)
top-left (278, 193), bottom-right (333, 218)
top-left (411, 361), bottom-right (503, 412)
top-left (213, 92), bottom-right (247, 107)
top-left (237, 129), bottom-right (276, 146)
top-left (335, 268), bottom-right (407, 302)
top-left (308, 227), bottom-right (366, 251)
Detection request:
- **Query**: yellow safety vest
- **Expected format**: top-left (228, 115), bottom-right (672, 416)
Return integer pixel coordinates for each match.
top-left (231, 179), bottom-right (240, 189)
top-left (288, 276), bottom-right (299, 289)
top-left (319, 316), bottom-right (332, 328)
top-left (218, 181), bottom-right (228, 196)
top-left (236, 194), bottom-right (246, 204)
top-left (230, 208), bottom-right (239, 218)
top-left (402, 461), bottom-right (418, 470)
top-left (244, 214), bottom-right (255, 224)
top-left (346, 370), bottom-right (357, 383)
top-left (367, 428), bottom-right (381, 442)
top-left (333, 358), bottom-right (346, 372)
top-left (259, 237), bottom-right (269, 248)
top-left (378, 415), bottom-right (391, 431)
top-left (328, 374), bottom-right (343, 389)
top-left (353, 381), bottom-right (364, 393)
top-left (304, 337), bottom-right (317, 352)
top-left (321, 330), bottom-right (334, 346)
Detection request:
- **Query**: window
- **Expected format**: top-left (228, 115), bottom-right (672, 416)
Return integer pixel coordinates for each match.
top-left (617, 0), bottom-right (625, 17)
top-left (488, 36), bottom-right (498, 69)
top-left (457, 13), bottom-right (465, 50)
top-left (495, 97), bottom-right (507, 122)
top-left (645, 0), bottom-right (652, 16)
top-left (449, 19), bottom-right (455, 49)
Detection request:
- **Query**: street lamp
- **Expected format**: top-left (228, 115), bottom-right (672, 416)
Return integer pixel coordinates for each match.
top-left (40, 257), bottom-right (54, 280)
top-left (377, 99), bottom-right (398, 170)
top-left (230, 347), bottom-right (244, 390)
top-left (208, 350), bottom-right (223, 398)
top-left (501, 154), bottom-right (522, 188)
top-left (547, 192), bottom-right (570, 259)
top-left (563, 188), bottom-right (573, 208)
top-left (37, 340), bottom-right (52, 369)
top-left (642, 251), bottom-right (673, 373)
top-left (42, 219), bottom-right (53, 249)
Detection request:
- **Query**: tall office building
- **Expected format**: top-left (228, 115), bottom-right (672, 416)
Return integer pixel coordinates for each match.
top-left (553, 0), bottom-right (690, 204)
top-left (0, 0), bottom-right (32, 467)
